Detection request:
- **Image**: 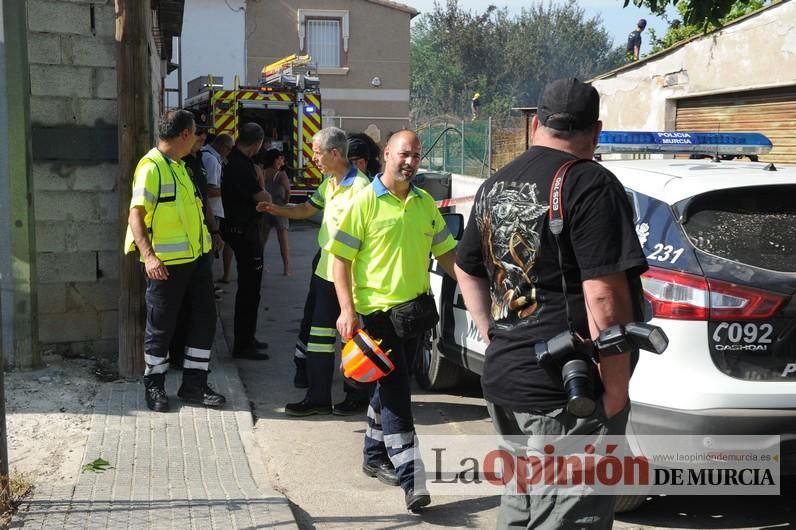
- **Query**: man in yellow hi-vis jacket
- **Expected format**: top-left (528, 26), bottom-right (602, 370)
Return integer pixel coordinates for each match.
top-left (125, 109), bottom-right (226, 412)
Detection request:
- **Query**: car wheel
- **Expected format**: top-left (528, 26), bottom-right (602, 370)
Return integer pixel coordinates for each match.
top-left (414, 324), bottom-right (470, 390)
top-left (614, 494), bottom-right (647, 513)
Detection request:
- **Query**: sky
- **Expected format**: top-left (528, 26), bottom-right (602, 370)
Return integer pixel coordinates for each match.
top-left (403, 0), bottom-right (679, 54)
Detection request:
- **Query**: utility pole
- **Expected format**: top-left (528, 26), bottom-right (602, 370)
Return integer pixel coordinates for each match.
top-left (116, 0), bottom-right (152, 377)
top-left (1, 0), bottom-right (35, 505)
top-left (0, 0), bottom-right (38, 371)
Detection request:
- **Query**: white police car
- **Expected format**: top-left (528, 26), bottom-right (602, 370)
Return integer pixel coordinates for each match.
top-left (422, 132), bottom-right (796, 495)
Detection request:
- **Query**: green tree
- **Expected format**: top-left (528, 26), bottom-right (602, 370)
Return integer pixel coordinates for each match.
top-left (646, 0), bottom-right (768, 54)
top-left (410, 0), bottom-right (624, 123)
top-left (623, 0), bottom-right (767, 27)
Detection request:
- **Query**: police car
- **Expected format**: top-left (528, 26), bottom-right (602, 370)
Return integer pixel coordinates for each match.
top-left (422, 132), bottom-right (796, 494)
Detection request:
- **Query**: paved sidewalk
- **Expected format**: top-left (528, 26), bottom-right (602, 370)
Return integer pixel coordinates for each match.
top-left (16, 324), bottom-right (298, 529)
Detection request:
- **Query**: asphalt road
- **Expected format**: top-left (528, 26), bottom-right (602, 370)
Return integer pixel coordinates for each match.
top-left (218, 221), bottom-right (795, 530)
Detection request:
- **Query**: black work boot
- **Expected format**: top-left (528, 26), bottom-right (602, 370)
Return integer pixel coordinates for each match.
top-left (144, 374), bottom-right (169, 413)
top-left (294, 357), bottom-right (308, 388)
top-left (178, 369), bottom-right (226, 407)
top-left (333, 394), bottom-right (369, 416)
top-left (284, 397), bottom-right (332, 417)
top-left (405, 488), bottom-right (431, 512)
top-left (362, 459), bottom-right (400, 486)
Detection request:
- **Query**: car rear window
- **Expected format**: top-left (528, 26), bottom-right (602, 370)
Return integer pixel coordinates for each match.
top-left (682, 185), bottom-right (796, 273)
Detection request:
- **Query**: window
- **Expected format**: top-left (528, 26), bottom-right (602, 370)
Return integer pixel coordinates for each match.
top-left (298, 9), bottom-right (349, 72)
top-left (307, 19), bottom-right (341, 68)
top-left (682, 185), bottom-right (796, 273)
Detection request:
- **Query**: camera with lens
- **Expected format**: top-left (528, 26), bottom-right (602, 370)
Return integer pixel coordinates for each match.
top-left (534, 322), bottom-right (668, 418)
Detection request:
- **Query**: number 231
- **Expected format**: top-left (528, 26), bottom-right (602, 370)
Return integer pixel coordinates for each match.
top-left (647, 243), bottom-right (684, 264)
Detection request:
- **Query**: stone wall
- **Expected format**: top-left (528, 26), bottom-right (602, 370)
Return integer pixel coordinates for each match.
top-left (27, 0), bottom-right (120, 358)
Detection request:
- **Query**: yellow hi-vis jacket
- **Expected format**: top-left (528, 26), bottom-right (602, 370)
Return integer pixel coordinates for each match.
top-left (123, 148), bottom-right (211, 265)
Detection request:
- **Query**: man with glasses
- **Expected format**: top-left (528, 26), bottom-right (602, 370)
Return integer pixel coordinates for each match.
top-left (258, 127), bottom-right (370, 416)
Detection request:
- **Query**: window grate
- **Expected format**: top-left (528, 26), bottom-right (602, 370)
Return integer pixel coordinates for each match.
top-left (307, 19), bottom-right (341, 68)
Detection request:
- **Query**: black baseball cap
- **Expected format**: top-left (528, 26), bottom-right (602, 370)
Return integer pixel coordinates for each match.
top-left (638, 18), bottom-right (647, 29)
top-left (537, 78), bottom-right (600, 132)
top-left (347, 137), bottom-right (369, 160)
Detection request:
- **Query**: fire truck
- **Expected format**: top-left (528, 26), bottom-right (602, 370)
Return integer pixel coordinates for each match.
top-left (184, 55), bottom-right (323, 201)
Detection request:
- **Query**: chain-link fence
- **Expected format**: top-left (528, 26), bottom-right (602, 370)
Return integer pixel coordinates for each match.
top-left (415, 115), bottom-right (529, 179)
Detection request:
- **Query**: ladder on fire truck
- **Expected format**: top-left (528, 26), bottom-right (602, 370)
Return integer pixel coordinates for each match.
top-left (258, 54), bottom-right (322, 197)
top-left (260, 54), bottom-right (319, 90)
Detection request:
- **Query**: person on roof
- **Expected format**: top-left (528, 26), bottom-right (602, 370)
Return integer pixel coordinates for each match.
top-left (627, 18), bottom-right (647, 61)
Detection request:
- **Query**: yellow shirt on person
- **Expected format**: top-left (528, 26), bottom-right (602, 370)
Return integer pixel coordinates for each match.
top-left (308, 165), bottom-right (370, 281)
top-left (328, 175), bottom-right (457, 315)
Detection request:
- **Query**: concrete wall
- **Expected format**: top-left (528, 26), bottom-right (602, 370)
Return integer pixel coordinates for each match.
top-left (591, 1), bottom-right (796, 131)
top-left (25, 0), bottom-right (161, 359)
top-left (246, 0), bottom-right (414, 143)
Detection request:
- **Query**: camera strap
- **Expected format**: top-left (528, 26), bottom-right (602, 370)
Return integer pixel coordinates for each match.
top-left (548, 158), bottom-right (589, 333)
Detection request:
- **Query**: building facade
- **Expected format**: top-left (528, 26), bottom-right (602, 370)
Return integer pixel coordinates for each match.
top-left (245, 0), bottom-right (417, 144)
top-left (591, 0), bottom-right (796, 164)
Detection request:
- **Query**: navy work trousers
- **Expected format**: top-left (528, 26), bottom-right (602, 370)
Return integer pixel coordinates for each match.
top-left (143, 254), bottom-right (216, 376)
top-left (294, 250), bottom-right (367, 402)
top-left (361, 311), bottom-right (423, 493)
top-left (304, 274), bottom-right (338, 406)
top-left (294, 250), bottom-right (322, 361)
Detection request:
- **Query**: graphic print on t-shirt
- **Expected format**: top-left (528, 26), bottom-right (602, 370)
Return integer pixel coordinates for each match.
top-left (474, 180), bottom-right (549, 328)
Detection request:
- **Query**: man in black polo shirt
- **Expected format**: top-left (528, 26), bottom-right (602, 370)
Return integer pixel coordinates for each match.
top-left (455, 78), bottom-right (647, 528)
top-left (221, 122), bottom-right (271, 359)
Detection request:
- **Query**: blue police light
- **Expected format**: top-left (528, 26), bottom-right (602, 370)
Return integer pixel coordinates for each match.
top-left (304, 104), bottom-right (316, 114)
top-left (596, 131), bottom-right (773, 156)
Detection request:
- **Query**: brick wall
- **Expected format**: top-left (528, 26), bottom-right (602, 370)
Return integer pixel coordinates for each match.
top-left (27, 0), bottom-right (120, 358)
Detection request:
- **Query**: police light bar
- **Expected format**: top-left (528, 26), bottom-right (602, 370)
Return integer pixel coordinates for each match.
top-left (596, 131), bottom-right (773, 156)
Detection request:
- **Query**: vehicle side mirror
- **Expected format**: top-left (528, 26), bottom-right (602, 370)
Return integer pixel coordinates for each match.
top-left (442, 213), bottom-right (464, 240)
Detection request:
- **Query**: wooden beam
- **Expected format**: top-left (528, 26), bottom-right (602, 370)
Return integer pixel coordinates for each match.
top-left (0, 0), bottom-right (39, 370)
top-left (116, 0), bottom-right (152, 377)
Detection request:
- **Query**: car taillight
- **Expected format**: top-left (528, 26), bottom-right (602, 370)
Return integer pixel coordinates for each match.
top-left (642, 268), bottom-right (709, 319)
top-left (641, 267), bottom-right (787, 321)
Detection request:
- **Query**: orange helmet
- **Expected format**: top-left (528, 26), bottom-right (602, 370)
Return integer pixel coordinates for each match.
top-left (341, 329), bottom-right (394, 383)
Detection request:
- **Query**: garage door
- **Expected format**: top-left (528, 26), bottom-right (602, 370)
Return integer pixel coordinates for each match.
top-left (676, 86), bottom-right (796, 164)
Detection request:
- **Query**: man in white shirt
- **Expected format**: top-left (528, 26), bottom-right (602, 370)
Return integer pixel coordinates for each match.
top-left (201, 133), bottom-right (235, 280)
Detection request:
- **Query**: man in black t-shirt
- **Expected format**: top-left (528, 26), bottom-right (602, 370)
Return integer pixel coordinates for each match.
top-left (455, 78), bottom-right (647, 528)
top-left (627, 18), bottom-right (647, 61)
top-left (221, 122), bottom-right (272, 359)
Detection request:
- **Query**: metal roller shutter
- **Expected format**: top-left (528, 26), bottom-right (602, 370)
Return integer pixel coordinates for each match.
top-left (676, 86), bottom-right (796, 164)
